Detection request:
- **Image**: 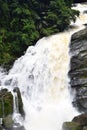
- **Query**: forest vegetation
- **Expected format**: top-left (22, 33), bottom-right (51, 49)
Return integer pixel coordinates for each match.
top-left (0, 0), bottom-right (79, 69)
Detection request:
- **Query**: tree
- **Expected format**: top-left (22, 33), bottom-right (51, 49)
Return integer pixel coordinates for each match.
top-left (0, 0), bottom-right (79, 69)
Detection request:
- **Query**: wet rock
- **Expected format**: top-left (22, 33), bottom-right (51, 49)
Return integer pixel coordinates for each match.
top-left (4, 78), bottom-right (12, 86)
top-left (11, 126), bottom-right (25, 130)
top-left (73, 87), bottom-right (87, 112)
top-left (2, 115), bottom-right (25, 130)
top-left (2, 115), bottom-right (13, 129)
top-left (72, 113), bottom-right (87, 126)
top-left (0, 89), bottom-right (13, 117)
top-left (13, 87), bottom-right (25, 117)
top-left (63, 121), bottom-right (82, 130)
top-left (69, 28), bottom-right (87, 112)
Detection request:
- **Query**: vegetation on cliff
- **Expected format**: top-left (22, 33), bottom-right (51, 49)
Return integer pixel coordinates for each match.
top-left (0, 0), bottom-right (79, 68)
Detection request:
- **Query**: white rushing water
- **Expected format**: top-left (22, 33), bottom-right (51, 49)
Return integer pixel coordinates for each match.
top-left (0, 3), bottom-right (87, 130)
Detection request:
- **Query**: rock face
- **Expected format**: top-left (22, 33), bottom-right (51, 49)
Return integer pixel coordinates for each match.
top-left (69, 28), bottom-right (87, 112)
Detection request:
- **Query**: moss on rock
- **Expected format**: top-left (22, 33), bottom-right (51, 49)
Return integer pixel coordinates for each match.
top-left (63, 122), bottom-right (82, 130)
top-left (0, 89), bottom-right (13, 117)
top-left (2, 115), bottom-right (13, 129)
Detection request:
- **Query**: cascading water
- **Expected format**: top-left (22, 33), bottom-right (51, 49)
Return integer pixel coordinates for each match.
top-left (13, 92), bottom-right (19, 114)
top-left (0, 3), bottom-right (87, 130)
top-left (12, 91), bottom-right (22, 126)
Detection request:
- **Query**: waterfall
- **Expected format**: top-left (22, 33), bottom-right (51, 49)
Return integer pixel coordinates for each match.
top-left (13, 92), bottom-right (19, 114)
top-left (0, 3), bottom-right (87, 130)
top-left (0, 118), bottom-right (2, 125)
top-left (12, 91), bottom-right (24, 127)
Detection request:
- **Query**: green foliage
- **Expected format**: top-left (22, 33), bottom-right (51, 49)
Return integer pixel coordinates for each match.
top-left (0, 0), bottom-right (79, 68)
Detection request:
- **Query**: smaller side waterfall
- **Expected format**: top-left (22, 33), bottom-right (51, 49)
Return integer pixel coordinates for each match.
top-left (12, 91), bottom-right (24, 127)
top-left (13, 92), bottom-right (19, 114)
top-left (0, 118), bottom-right (2, 125)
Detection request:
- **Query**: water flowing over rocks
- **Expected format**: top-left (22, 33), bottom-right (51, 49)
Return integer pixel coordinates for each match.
top-left (13, 87), bottom-right (25, 117)
top-left (0, 3), bottom-right (87, 130)
top-left (0, 88), bottom-right (25, 130)
top-left (69, 27), bottom-right (87, 112)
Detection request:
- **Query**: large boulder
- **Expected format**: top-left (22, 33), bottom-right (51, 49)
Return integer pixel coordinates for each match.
top-left (69, 28), bottom-right (87, 112)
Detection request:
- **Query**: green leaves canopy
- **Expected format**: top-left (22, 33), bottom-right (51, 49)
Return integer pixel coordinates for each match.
top-left (0, 0), bottom-right (79, 69)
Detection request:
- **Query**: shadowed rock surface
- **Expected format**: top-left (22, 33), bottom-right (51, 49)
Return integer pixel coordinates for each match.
top-left (69, 28), bottom-right (87, 112)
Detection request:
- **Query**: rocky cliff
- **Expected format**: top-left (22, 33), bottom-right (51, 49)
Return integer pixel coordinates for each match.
top-left (63, 27), bottom-right (87, 130)
top-left (69, 27), bottom-right (87, 112)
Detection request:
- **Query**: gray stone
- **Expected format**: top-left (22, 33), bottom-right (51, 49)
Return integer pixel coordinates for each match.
top-left (69, 28), bottom-right (87, 112)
